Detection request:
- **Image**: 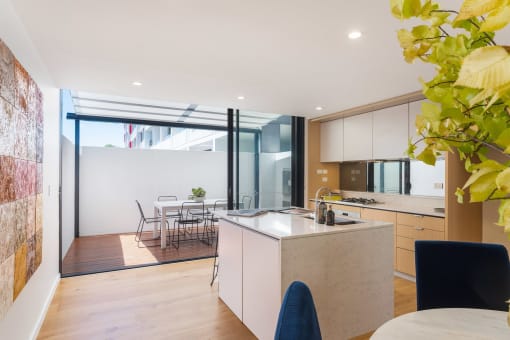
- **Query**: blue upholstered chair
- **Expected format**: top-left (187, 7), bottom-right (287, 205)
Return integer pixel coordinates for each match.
top-left (274, 281), bottom-right (322, 340)
top-left (415, 240), bottom-right (510, 311)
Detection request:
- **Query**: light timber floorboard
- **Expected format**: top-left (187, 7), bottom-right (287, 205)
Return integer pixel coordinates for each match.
top-left (39, 259), bottom-right (416, 340)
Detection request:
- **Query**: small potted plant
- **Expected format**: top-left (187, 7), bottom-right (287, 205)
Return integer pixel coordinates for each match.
top-left (191, 187), bottom-right (206, 202)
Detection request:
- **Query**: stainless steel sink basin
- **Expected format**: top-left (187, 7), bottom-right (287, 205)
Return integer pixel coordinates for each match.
top-left (303, 214), bottom-right (360, 225)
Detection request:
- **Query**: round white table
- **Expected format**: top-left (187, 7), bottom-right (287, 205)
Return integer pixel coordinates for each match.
top-left (371, 308), bottom-right (510, 339)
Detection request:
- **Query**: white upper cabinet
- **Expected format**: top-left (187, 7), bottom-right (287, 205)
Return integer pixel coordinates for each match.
top-left (320, 119), bottom-right (343, 162)
top-left (343, 112), bottom-right (373, 161)
top-left (372, 104), bottom-right (409, 159)
top-left (409, 100), bottom-right (426, 155)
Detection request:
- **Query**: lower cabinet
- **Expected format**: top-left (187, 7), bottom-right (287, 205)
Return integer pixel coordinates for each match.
top-left (218, 221), bottom-right (281, 340)
top-left (395, 212), bottom-right (445, 276)
top-left (361, 208), bottom-right (397, 268)
top-left (218, 220), bottom-right (243, 319)
top-left (242, 228), bottom-right (281, 340)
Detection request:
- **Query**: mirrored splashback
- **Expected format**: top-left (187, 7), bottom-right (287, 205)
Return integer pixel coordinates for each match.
top-left (339, 159), bottom-right (445, 197)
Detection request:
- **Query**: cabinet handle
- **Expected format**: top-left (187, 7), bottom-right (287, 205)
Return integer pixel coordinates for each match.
top-left (412, 214), bottom-right (424, 218)
top-left (415, 227), bottom-right (424, 231)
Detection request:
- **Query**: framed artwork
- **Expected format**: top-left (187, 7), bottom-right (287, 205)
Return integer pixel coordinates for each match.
top-left (0, 38), bottom-right (43, 320)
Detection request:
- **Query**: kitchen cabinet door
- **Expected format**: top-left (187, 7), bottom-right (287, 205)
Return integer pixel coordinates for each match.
top-left (373, 104), bottom-right (409, 159)
top-left (242, 228), bottom-right (281, 340)
top-left (218, 221), bottom-right (243, 319)
top-left (343, 112), bottom-right (373, 161)
top-left (361, 208), bottom-right (397, 268)
top-left (320, 119), bottom-right (343, 162)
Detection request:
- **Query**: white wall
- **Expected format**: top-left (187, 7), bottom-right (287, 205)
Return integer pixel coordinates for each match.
top-left (79, 147), bottom-right (229, 235)
top-left (61, 137), bottom-right (74, 258)
top-left (0, 2), bottom-right (60, 338)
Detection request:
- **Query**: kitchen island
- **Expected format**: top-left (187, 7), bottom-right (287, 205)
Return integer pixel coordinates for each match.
top-left (216, 211), bottom-right (394, 340)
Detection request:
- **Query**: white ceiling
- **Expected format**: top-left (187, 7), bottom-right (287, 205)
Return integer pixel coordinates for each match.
top-left (10, 0), bottom-right (510, 118)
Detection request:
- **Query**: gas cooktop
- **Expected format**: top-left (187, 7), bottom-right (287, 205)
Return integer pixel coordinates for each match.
top-left (340, 197), bottom-right (378, 205)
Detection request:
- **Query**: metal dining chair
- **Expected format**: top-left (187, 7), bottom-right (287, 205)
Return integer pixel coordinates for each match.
top-left (135, 200), bottom-right (167, 247)
top-left (172, 201), bottom-right (205, 249)
top-left (157, 195), bottom-right (180, 219)
top-left (241, 195), bottom-right (252, 209)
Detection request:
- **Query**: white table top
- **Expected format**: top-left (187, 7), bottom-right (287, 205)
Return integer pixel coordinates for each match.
top-left (371, 308), bottom-right (510, 340)
top-left (154, 198), bottom-right (227, 209)
top-left (216, 211), bottom-right (392, 240)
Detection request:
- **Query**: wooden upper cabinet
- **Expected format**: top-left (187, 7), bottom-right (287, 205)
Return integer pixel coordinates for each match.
top-left (372, 104), bottom-right (409, 159)
top-left (320, 119), bottom-right (343, 162)
top-left (343, 112), bottom-right (373, 161)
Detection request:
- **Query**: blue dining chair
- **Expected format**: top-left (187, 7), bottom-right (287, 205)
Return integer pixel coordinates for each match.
top-left (415, 240), bottom-right (510, 311)
top-left (274, 281), bottom-right (322, 340)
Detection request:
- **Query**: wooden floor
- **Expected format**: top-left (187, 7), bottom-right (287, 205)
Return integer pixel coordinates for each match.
top-left (41, 259), bottom-right (417, 340)
top-left (62, 230), bottom-right (216, 275)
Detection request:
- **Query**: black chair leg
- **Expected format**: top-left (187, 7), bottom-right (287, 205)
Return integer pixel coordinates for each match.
top-left (210, 231), bottom-right (219, 286)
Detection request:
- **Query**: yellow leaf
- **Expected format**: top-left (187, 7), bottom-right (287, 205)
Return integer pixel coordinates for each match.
top-left (455, 0), bottom-right (503, 21)
top-left (455, 46), bottom-right (510, 89)
top-left (391, 0), bottom-right (403, 19)
top-left (496, 168), bottom-right (510, 193)
top-left (480, 4), bottom-right (510, 32)
top-left (463, 159), bottom-right (506, 189)
top-left (497, 199), bottom-right (510, 228)
top-left (397, 29), bottom-right (415, 48)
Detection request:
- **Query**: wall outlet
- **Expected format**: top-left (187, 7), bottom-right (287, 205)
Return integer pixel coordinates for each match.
top-left (322, 177), bottom-right (328, 182)
top-left (323, 169), bottom-right (328, 175)
top-left (316, 169), bottom-right (323, 175)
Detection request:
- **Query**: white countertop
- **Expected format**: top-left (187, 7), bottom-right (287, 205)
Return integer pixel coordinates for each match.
top-left (216, 210), bottom-right (392, 240)
top-left (310, 199), bottom-right (445, 218)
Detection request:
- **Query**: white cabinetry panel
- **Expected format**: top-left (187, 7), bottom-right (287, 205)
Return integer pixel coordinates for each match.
top-left (320, 119), bottom-right (343, 162)
top-left (242, 229), bottom-right (281, 340)
top-left (343, 112), bottom-right (373, 161)
top-left (218, 221), bottom-right (243, 319)
top-left (373, 104), bottom-right (409, 159)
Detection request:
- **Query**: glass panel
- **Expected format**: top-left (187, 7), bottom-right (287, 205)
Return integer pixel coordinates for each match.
top-left (235, 112), bottom-right (292, 209)
top-left (410, 159), bottom-right (445, 196)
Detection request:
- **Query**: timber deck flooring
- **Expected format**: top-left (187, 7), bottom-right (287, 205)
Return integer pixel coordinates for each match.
top-left (62, 230), bottom-right (216, 275)
top-left (42, 258), bottom-right (417, 340)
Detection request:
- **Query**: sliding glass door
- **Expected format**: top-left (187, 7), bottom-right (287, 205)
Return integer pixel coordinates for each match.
top-left (233, 111), bottom-right (293, 209)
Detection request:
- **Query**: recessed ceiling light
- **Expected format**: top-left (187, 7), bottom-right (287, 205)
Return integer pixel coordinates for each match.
top-left (237, 96), bottom-right (245, 100)
top-left (315, 106), bottom-right (323, 111)
top-left (132, 81), bottom-right (143, 86)
top-left (348, 31), bottom-right (362, 40)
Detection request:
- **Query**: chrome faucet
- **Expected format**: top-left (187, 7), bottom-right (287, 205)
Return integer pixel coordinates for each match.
top-left (314, 186), bottom-right (330, 223)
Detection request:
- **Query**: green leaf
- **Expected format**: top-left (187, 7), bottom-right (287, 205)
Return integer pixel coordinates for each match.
top-left (416, 147), bottom-right (436, 165)
top-left (402, 0), bottom-right (422, 18)
top-left (406, 139), bottom-right (417, 158)
top-left (496, 168), bottom-right (510, 192)
top-left (469, 172), bottom-right (499, 202)
top-left (455, 187), bottom-right (465, 203)
top-left (495, 128), bottom-right (510, 150)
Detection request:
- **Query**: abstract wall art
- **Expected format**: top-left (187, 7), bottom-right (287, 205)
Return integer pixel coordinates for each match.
top-left (0, 38), bottom-right (43, 320)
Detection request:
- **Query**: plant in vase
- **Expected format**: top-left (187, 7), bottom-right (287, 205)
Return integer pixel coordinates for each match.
top-left (191, 187), bottom-right (206, 202)
top-left (391, 0), bottom-right (510, 324)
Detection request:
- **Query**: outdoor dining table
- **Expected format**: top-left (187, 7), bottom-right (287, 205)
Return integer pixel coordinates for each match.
top-left (153, 199), bottom-right (227, 248)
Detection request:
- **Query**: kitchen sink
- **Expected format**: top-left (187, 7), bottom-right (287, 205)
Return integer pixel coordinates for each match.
top-left (303, 214), bottom-right (361, 225)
